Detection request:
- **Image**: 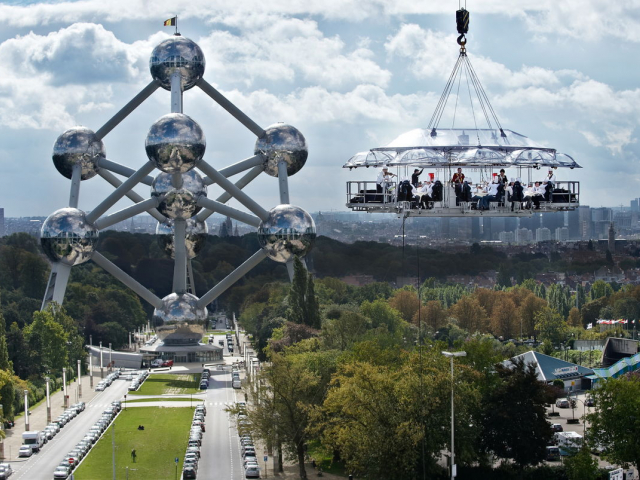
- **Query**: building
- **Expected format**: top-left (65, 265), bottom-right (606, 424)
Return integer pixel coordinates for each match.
top-left (499, 231), bottom-right (515, 243)
top-left (506, 351), bottom-right (594, 392)
top-left (516, 228), bottom-right (532, 244)
top-left (608, 222), bottom-right (616, 253)
top-left (536, 227), bottom-right (551, 242)
top-left (555, 227), bottom-right (569, 242)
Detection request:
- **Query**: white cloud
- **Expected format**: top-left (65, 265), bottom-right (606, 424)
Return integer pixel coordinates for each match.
top-left (199, 16), bottom-right (391, 90)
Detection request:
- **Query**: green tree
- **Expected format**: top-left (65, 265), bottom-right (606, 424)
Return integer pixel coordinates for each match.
top-left (480, 358), bottom-right (554, 472)
top-left (534, 307), bottom-right (568, 345)
top-left (24, 309), bottom-right (69, 376)
top-left (564, 446), bottom-right (599, 480)
top-left (360, 299), bottom-right (403, 332)
top-left (286, 257), bottom-right (321, 329)
top-left (587, 374), bottom-right (640, 471)
top-left (245, 350), bottom-right (332, 480)
top-left (496, 263), bottom-right (512, 288)
top-left (590, 280), bottom-right (613, 301)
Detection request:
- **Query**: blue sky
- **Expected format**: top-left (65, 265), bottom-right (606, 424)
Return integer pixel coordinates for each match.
top-left (0, 1), bottom-right (638, 219)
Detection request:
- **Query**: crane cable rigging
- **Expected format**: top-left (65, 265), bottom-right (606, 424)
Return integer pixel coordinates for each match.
top-left (427, 7), bottom-right (507, 143)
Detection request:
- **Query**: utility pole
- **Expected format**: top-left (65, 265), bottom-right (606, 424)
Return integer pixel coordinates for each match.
top-left (62, 368), bottom-right (68, 408)
top-left (45, 377), bottom-right (51, 423)
top-left (77, 359), bottom-right (82, 398)
top-left (112, 424), bottom-right (116, 480)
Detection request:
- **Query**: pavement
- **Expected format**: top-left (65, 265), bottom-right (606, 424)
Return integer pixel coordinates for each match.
top-left (1, 367), bottom-right (104, 463)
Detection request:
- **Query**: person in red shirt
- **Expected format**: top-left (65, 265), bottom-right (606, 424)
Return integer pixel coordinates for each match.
top-left (451, 168), bottom-right (465, 205)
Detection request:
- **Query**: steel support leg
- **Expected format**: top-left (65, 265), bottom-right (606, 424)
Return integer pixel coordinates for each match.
top-left (197, 250), bottom-right (268, 308)
top-left (41, 262), bottom-right (72, 310)
top-left (173, 219), bottom-right (188, 294)
top-left (69, 163), bottom-right (82, 208)
top-left (277, 159), bottom-right (290, 204)
top-left (92, 252), bottom-right (163, 309)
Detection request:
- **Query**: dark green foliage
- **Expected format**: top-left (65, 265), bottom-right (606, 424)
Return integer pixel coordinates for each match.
top-left (480, 358), bottom-right (555, 470)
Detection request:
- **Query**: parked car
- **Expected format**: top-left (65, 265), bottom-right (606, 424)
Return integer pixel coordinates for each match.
top-left (18, 445), bottom-right (32, 457)
top-left (150, 359), bottom-right (163, 368)
top-left (0, 463), bottom-right (13, 479)
top-left (555, 399), bottom-right (570, 408)
top-left (183, 466), bottom-right (197, 479)
top-left (52, 466), bottom-right (70, 479)
top-left (545, 446), bottom-right (560, 462)
top-left (162, 360), bottom-right (174, 367)
top-left (585, 396), bottom-right (595, 407)
top-left (551, 423), bottom-right (563, 432)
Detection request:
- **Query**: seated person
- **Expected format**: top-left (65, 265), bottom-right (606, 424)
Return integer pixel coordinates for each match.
top-left (524, 181), bottom-right (544, 209)
top-left (479, 178), bottom-right (501, 210)
top-left (470, 183), bottom-right (487, 207)
top-left (416, 180), bottom-right (433, 209)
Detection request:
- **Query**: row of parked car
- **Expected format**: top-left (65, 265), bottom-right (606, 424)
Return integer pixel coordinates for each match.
top-left (128, 370), bottom-right (149, 392)
top-left (183, 404), bottom-right (207, 479)
top-left (236, 402), bottom-right (260, 479)
top-left (200, 368), bottom-right (211, 390)
top-left (94, 369), bottom-right (121, 392)
top-left (226, 333), bottom-right (234, 354)
top-left (52, 401), bottom-right (122, 479)
top-left (18, 402), bottom-right (87, 459)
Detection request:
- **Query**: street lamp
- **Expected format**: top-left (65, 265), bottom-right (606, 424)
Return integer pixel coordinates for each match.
top-left (442, 351), bottom-right (466, 480)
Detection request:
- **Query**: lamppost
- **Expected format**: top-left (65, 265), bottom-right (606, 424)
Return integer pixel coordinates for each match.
top-left (442, 351), bottom-right (466, 480)
top-left (77, 359), bottom-right (82, 399)
top-left (24, 390), bottom-right (29, 431)
top-left (100, 341), bottom-right (104, 379)
top-left (90, 352), bottom-right (94, 388)
top-left (45, 377), bottom-right (51, 423)
top-left (62, 367), bottom-right (68, 408)
top-left (109, 343), bottom-right (112, 371)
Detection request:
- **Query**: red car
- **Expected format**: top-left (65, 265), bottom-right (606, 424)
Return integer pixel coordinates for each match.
top-left (162, 360), bottom-right (174, 367)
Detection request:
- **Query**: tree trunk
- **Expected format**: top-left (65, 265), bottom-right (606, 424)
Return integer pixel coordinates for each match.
top-left (278, 441), bottom-right (284, 472)
top-left (297, 441), bottom-right (308, 480)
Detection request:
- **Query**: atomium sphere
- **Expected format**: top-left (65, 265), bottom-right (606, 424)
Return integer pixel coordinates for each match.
top-left (145, 113), bottom-right (206, 174)
top-left (52, 127), bottom-right (105, 180)
top-left (151, 170), bottom-right (207, 220)
top-left (149, 36), bottom-right (205, 91)
top-left (255, 124), bottom-right (308, 177)
top-left (156, 218), bottom-right (208, 259)
top-left (152, 293), bottom-right (208, 345)
top-left (40, 208), bottom-right (98, 266)
top-left (257, 204), bottom-right (316, 263)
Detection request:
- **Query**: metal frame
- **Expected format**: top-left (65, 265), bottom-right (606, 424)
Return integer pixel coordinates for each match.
top-left (41, 46), bottom-right (303, 312)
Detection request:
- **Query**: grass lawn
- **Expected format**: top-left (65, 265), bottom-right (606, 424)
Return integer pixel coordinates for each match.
top-left (74, 407), bottom-right (194, 480)
top-left (126, 397), bottom-right (205, 404)
top-left (130, 373), bottom-right (201, 395)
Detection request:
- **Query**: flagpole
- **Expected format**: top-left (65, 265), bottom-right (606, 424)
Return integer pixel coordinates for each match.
top-left (175, 15), bottom-right (178, 35)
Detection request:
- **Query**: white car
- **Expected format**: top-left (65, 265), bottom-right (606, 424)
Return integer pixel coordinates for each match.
top-left (53, 466), bottom-right (69, 479)
top-left (245, 465), bottom-right (260, 478)
top-left (18, 445), bottom-right (32, 457)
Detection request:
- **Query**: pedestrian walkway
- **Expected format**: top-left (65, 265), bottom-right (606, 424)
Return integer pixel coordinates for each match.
top-left (1, 371), bottom-right (102, 462)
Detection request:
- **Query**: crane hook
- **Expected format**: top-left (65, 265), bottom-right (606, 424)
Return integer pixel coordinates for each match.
top-left (457, 34), bottom-right (467, 46)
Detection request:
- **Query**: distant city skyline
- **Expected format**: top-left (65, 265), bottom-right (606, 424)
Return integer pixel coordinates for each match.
top-left (0, 2), bottom-right (639, 218)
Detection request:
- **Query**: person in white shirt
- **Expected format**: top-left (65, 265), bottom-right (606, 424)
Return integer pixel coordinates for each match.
top-left (376, 166), bottom-right (396, 195)
top-left (479, 178), bottom-right (501, 210)
top-left (545, 169), bottom-right (556, 185)
top-left (525, 181), bottom-right (544, 209)
top-left (417, 180), bottom-right (433, 209)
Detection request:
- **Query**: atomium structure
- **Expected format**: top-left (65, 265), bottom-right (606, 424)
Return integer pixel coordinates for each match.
top-left (41, 35), bottom-right (316, 346)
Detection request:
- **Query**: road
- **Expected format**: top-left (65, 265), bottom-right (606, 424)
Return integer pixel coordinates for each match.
top-left (9, 335), bottom-right (249, 479)
top-left (12, 378), bottom-right (129, 480)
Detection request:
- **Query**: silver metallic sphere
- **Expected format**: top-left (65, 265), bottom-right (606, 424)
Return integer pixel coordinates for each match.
top-left (152, 293), bottom-right (207, 345)
top-left (151, 170), bottom-right (207, 219)
top-left (40, 208), bottom-right (98, 266)
top-left (257, 204), bottom-right (316, 263)
top-left (145, 113), bottom-right (206, 174)
top-left (52, 127), bottom-right (105, 180)
top-left (156, 218), bottom-right (208, 259)
top-left (255, 124), bottom-right (308, 177)
top-left (149, 36), bottom-right (205, 91)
